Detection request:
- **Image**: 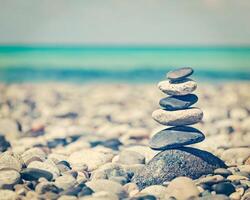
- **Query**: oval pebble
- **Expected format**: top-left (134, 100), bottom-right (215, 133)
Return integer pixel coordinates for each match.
top-left (158, 78), bottom-right (197, 96)
top-left (167, 67), bottom-right (194, 80)
top-left (213, 182), bottom-right (235, 196)
top-left (149, 126), bottom-right (205, 150)
top-left (20, 168), bottom-right (53, 181)
top-left (159, 94), bottom-right (198, 110)
top-left (0, 151), bottom-right (22, 172)
top-left (152, 108), bottom-right (203, 126)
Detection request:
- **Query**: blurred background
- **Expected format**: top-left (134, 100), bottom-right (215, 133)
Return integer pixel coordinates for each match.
top-left (0, 0), bottom-right (250, 83)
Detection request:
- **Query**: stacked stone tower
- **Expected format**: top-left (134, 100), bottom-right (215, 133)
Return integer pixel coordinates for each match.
top-left (149, 67), bottom-right (205, 150)
top-left (132, 67), bottom-right (226, 189)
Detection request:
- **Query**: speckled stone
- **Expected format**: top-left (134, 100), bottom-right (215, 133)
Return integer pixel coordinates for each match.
top-left (158, 78), bottom-right (197, 96)
top-left (152, 108), bottom-right (203, 126)
top-left (159, 94), bottom-right (198, 110)
top-left (132, 147), bottom-right (226, 189)
top-left (149, 126), bottom-right (205, 150)
top-left (167, 67), bottom-right (194, 81)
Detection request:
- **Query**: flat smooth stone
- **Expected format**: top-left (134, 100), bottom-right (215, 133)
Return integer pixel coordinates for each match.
top-left (20, 168), bottom-right (53, 181)
top-left (152, 108), bottom-right (203, 126)
top-left (149, 126), bottom-right (205, 150)
top-left (159, 94), bottom-right (198, 110)
top-left (158, 78), bottom-right (197, 96)
top-left (132, 147), bottom-right (226, 189)
top-left (167, 67), bottom-right (194, 80)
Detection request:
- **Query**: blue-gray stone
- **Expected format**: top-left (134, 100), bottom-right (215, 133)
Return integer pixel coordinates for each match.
top-left (159, 94), bottom-right (198, 110)
top-left (167, 67), bottom-right (193, 80)
top-left (21, 168), bottom-right (53, 181)
top-left (212, 182), bottom-right (235, 196)
top-left (132, 147), bottom-right (226, 189)
top-left (149, 126), bottom-right (205, 150)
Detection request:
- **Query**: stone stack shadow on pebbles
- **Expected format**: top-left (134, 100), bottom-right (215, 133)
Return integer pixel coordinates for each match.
top-left (132, 67), bottom-right (226, 189)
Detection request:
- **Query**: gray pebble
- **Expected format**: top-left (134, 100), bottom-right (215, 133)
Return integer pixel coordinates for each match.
top-left (167, 67), bottom-right (194, 80)
top-left (149, 126), bottom-right (205, 150)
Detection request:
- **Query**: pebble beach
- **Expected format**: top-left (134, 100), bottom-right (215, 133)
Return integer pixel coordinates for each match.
top-left (0, 81), bottom-right (250, 200)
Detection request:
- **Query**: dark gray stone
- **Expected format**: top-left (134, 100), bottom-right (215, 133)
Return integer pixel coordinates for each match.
top-left (212, 182), bottom-right (235, 196)
top-left (20, 168), bottom-right (53, 181)
top-left (91, 138), bottom-right (122, 150)
top-left (130, 195), bottom-right (157, 200)
top-left (132, 147), bottom-right (226, 189)
top-left (159, 94), bottom-right (198, 110)
top-left (78, 186), bottom-right (94, 197)
top-left (60, 185), bottom-right (82, 196)
top-left (149, 126), bottom-right (205, 150)
top-left (167, 67), bottom-right (193, 80)
top-left (0, 134), bottom-right (10, 152)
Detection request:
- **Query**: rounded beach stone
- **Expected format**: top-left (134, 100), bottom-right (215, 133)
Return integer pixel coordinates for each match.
top-left (116, 150), bottom-right (145, 165)
top-left (158, 78), bottom-right (197, 96)
top-left (91, 163), bottom-right (129, 180)
top-left (152, 108), bottom-right (203, 126)
top-left (197, 175), bottom-right (225, 185)
top-left (139, 185), bottom-right (168, 200)
top-left (20, 168), bottom-right (53, 181)
top-left (28, 160), bottom-right (60, 179)
top-left (159, 94), bottom-right (198, 110)
top-left (0, 151), bottom-right (23, 172)
top-left (213, 182), bottom-right (235, 196)
top-left (55, 174), bottom-right (77, 190)
top-left (0, 189), bottom-right (17, 200)
top-left (78, 186), bottom-right (94, 197)
top-left (68, 149), bottom-right (114, 171)
top-left (165, 177), bottom-right (200, 200)
top-left (132, 147), bottom-right (226, 189)
top-left (35, 182), bottom-right (59, 194)
top-left (21, 147), bottom-right (46, 166)
top-left (86, 179), bottom-right (127, 198)
top-left (220, 147), bottom-right (250, 165)
top-left (166, 67), bottom-right (194, 80)
top-left (0, 169), bottom-right (20, 189)
top-left (149, 126), bottom-right (205, 150)
top-left (214, 168), bottom-right (232, 177)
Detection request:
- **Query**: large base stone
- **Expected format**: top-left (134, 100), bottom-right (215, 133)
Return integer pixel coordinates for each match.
top-left (132, 147), bottom-right (226, 189)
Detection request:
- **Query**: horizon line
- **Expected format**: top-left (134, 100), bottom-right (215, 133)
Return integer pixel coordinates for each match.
top-left (1, 44), bottom-right (250, 50)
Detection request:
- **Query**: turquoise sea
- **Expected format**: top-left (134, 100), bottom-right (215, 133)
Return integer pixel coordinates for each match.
top-left (0, 46), bottom-right (250, 83)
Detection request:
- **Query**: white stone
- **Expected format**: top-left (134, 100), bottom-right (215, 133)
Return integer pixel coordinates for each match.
top-left (158, 78), bottom-right (197, 95)
top-left (152, 108), bottom-right (203, 126)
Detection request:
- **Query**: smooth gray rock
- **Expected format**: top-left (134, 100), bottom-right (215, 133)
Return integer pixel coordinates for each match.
top-left (212, 182), bottom-right (235, 196)
top-left (132, 147), bottom-right (226, 189)
top-left (149, 126), bottom-right (205, 150)
top-left (167, 67), bottom-right (193, 80)
top-left (159, 94), bottom-right (198, 110)
top-left (20, 168), bottom-right (53, 181)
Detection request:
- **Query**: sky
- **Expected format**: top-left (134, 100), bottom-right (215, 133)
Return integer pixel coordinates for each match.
top-left (0, 0), bottom-right (250, 46)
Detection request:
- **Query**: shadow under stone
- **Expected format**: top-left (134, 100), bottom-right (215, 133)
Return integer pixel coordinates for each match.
top-left (132, 147), bottom-right (226, 189)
